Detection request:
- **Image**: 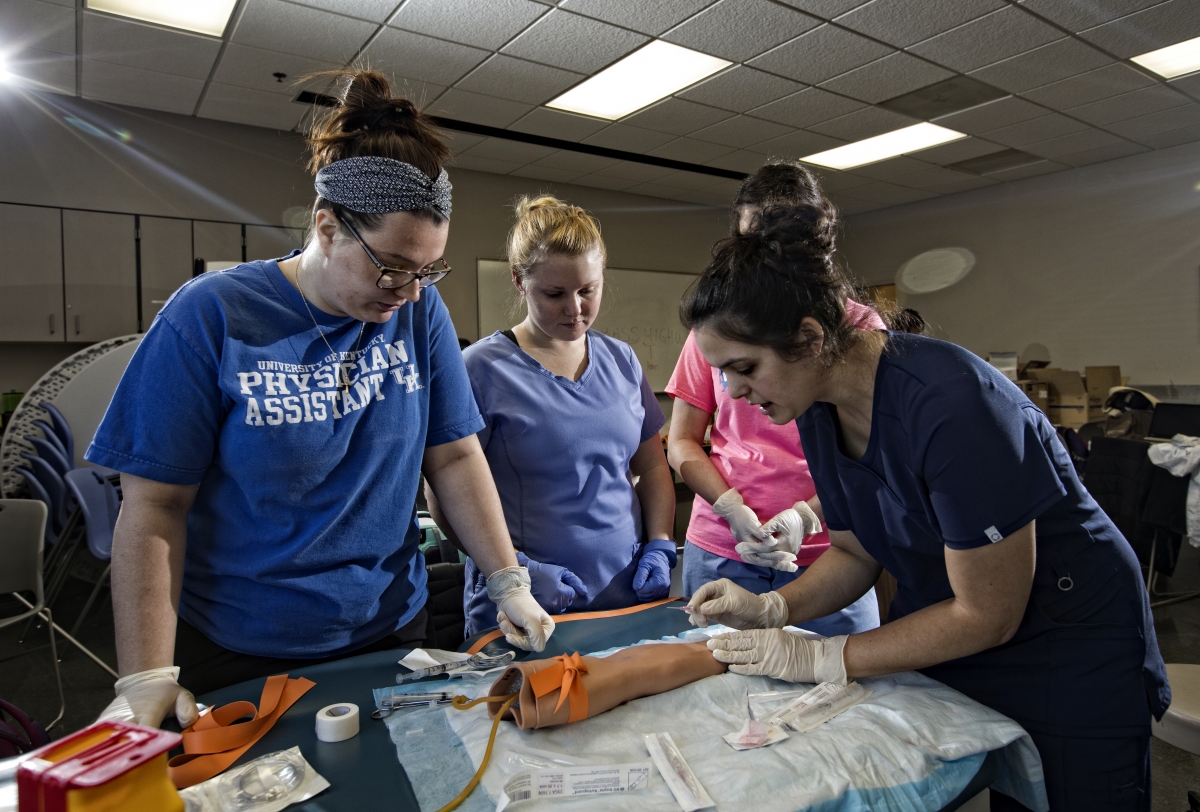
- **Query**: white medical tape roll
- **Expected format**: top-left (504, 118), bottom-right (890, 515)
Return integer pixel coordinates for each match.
top-left (315, 703), bottom-right (360, 742)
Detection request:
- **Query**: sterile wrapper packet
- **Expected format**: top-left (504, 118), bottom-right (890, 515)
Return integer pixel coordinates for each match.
top-left (644, 733), bottom-right (715, 812)
top-left (178, 747), bottom-right (329, 812)
top-left (495, 762), bottom-right (652, 810)
top-left (763, 681), bottom-right (871, 733)
top-left (722, 718), bottom-right (790, 751)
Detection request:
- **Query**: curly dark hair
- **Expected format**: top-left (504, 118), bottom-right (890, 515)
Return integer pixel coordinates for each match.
top-left (681, 204), bottom-right (858, 365)
top-left (731, 159), bottom-right (832, 233)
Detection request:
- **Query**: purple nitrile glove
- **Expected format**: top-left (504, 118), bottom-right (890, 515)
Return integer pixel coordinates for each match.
top-left (516, 551), bottom-right (588, 614)
top-left (632, 538), bottom-right (677, 602)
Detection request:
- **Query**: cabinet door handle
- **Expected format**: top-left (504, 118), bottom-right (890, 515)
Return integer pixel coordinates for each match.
top-left (49, 314), bottom-right (55, 334)
top-left (74, 315), bottom-right (80, 335)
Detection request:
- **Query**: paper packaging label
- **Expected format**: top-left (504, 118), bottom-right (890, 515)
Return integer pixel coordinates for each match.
top-left (499, 763), bottom-right (651, 807)
top-left (644, 732), bottom-right (715, 812)
top-left (764, 681), bottom-right (871, 733)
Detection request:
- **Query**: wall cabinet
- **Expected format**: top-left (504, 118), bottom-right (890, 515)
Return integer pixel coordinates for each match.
top-left (63, 210), bottom-right (138, 342)
top-left (0, 204), bottom-right (64, 342)
top-left (140, 216), bottom-right (194, 323)
top-left (193, 221), bottom-right (242, 270)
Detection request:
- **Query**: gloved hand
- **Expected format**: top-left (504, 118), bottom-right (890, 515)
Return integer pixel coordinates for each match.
top-left (96, 666), bottom-right (199, 729)
top-left (737, 501), bottom-right (822, 572)
top-left (632, 538), bottom-right (676, 601)
top-left (685, 578), bottom-right (789, 629)
top-left (517, 551), bottom-right (588, 614)
top-left (487, 565), bottom-right (555, 652)
top-left (711, 489), bottom-right (769, 546)
top-left (708, 629), bottom-right (848, 685)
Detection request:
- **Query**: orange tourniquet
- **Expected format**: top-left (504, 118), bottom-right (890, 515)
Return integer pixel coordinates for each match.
top-left (167, 674), bottom-right (315, 789)
top-left (465, 596), bottom-right (681, 654)
top-left (527, 653), bottom-right (589, 722)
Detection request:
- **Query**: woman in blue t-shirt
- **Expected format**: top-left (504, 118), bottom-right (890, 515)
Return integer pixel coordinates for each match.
top-left (682, 207), bottom-right (1169, 811)
top-left (428, 196), bottom-right (677, 635)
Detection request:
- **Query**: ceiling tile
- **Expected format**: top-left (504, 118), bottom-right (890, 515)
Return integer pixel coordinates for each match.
top-left (663, 0), bottom-right (820, 63)
top-left (690, 115), bottom-right (794, 148)
top-left (672, 188), bottom-right (731, 206)
top-left (982, 113), bottom-right (1090, 147)
top-left (508, 107), bottom-right (611, 141)
top-left (1054, 141), bottom-right (1149, 166)
top-left (1107, 103), bottom-right (1200, 139)
top-left (287, 0), bottom-right (399, 23)
top-left (455, 55), bottom-right (583, 105)
top-left (450, 154), bottom-right (524, 174)
top-left (501, 9), bottom-right (648, 73)
top-left (560, 0), bottom-right (712, 36)
top-left (814, 170), bottom-right (872, 191)
top-left (890, 165), bottom-right (998, 194)
top-left (37, 0), bottom-right (74, 6)
top-left (460, 137), bottom-right (559, 164)
top-left (653, 170), bottom-right (728, 190)
top-left (233, 0), bottom-right (377, 63)
top-left (1066, 84), bottom-right (1189, 126)
top-left (648, 137), bottom-right (737, 163)
top-left (774, 0), bottom-right (874, 19)
top-left (706, 149), bottom-right (770, 173)
top-left (751, 129), bottom-right (845, 157)
top-left (599, 161), bottom-right (678, 181)
top-left (441, 132), bottom-right (487, 152)
top-left (509, 164), bottom-right (586, 183)
top-left (582, 122), bottom-right (679, 151)
top-left (846, 180), bottom-right (938, 205)
top-left (678, 66), bottom-right (805, 113)
top-left (818, 52), bottom-right (953, 104)
top-left (212, 43), bottom-right (337, 98)
top-left (914, 136), bottom-right (1007, 164)
top-left (1023, 127), bottom-right (1127, 157)
top-left (2, 0), bottom-right (75, 56)
top-left (967, 38), bottom-right (1113, 94)
top-left (749, 87), bottom-right (864, 128)
top-left (983, 159), bottom-right (1068, 181)
top-left (834, 0), bottom-right (1005, 48)
top-left (908, 7), bottom-right (1063, 73)
top-left (1017, 0), bottom-right (1167, 32)
top-left (6, 47), bottom-right (75, 94)
top-left (836, 196), bottom-right (884, 215)
top-left (1077, 0), bottom-right (1200, 59)
top-left (932, 96), bottom-right (1047, 134)
top-left (1020, 63), bottom-right (1157, 108)
top-left (360, 28), bottom-right (490, 87)
top-left (1136, 122), bottom-right (1200, 148)
top-left (389, 0), bottom-right (549, 50)
top-left (808, 106), bottom-right (918, 140)
top-left (82, 59), bottom-right (204, 115)
top-left (84, 12), bottom-right (222, 80)
top-left (429, 88), bottom-right (534, 127)
top-left (533, 151), bottom-right (621, 172)
top-left (199, 83), bottom-right (309, 130)
top-left (621, 98), bottom-right (734, 136)
top-left (1168, 73), bottom-right (1200, 96)
top-left (749, 24), bottom-right (892, 85)
top-left (571, 173), bottom-right (640, 191)
top-left (847, 155), bottom-right (936, 180)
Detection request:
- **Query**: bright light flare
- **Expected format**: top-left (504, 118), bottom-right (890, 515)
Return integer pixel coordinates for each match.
top-left (86, 0), bottom-right (238, 37)
top-left (802, 123), bottom-right (967, 170)
top-left (1131, 35), bottom-right (1200, 79)
top-left (548, 40), bottom-right (730, 120)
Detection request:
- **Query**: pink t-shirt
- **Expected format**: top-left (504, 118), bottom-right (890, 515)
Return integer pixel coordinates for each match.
top-left (666, 299), bottom-right (886, 566)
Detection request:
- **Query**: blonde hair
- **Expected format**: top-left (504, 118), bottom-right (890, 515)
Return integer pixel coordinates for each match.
top-left (507, 195), bottom-right (606, 281)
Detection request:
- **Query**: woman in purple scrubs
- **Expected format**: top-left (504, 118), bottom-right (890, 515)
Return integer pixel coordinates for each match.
top-left (427, 196), bottom-right (677, 636)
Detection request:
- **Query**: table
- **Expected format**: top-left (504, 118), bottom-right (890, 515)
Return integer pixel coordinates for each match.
top-left (196, 602), bottom-right (997, 812)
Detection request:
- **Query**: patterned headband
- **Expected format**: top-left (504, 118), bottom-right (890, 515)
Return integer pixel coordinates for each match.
top-left (314, 156), bottom-right (452, 219)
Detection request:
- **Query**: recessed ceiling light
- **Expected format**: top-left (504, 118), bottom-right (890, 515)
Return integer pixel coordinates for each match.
top-left (547, 41), bottom-right (730, 120)
top-left (1131, 35), bottom-right (1200, 79)
top-left (86, 0), bottom-right (238, 37)
top-left (802, 123), bottom-right (967, 170)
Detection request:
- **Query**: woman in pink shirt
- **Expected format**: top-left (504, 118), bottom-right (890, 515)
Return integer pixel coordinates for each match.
top-left (666, 159), bottom-right (883, 635)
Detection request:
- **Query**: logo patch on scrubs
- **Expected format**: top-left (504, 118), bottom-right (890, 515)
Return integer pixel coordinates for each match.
top-left (984, 526), bottom-right (1003, 543)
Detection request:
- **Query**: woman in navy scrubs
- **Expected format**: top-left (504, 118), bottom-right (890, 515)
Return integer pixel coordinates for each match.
top-left (684, 207), bottom-right (1169, 811)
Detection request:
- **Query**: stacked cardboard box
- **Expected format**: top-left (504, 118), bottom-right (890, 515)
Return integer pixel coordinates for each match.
top-left (1024, 368), bottom-right (1089, 428)
top-left (1084, 366), bottom-right (1122, 423)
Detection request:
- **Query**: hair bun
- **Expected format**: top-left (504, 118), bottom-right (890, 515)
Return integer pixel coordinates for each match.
top-left (514, 195), bottom-right (565, 219)
top-left (757, 203), bottom-right (837, 260)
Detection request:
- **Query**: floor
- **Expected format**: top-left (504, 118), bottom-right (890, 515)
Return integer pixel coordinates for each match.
top-left (2, 544), bottom-right (1198, 811)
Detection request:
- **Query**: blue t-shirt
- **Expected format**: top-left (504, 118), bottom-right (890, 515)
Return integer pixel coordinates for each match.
top-left (797, 332), bottom-right (1168, 735)
top-left (460, 330), bottom-right (665, 626)
top-left (86, 255), bottom-right (483, 658)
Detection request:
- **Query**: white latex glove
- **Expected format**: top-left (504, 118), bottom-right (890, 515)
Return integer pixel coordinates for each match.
top-left (685, 578), bottom-right (789, 629)
top-left (487, 566), bottom-right (555, 652)
top-left (96, 666), bottom-right (199, 729)
top-left (738, 501), bottom-right (822, 571)
top-left (708, 629), bottom-right (848, 685)
top-left (711, 489), bottom-right (769, 546)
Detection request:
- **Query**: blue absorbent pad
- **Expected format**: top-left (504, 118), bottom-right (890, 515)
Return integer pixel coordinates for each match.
top-left (379, 627), bottom-right (1048, 812)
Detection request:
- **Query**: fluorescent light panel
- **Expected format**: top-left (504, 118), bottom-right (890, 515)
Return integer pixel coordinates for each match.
top-left (1131, 35), bottom-right (1200, 79)
top-left (802, 123), bottom-right (967, 170)
top-left (548, 41), bottom-right (730, 120)
top-left (86, 0), bottom-right (238, 37)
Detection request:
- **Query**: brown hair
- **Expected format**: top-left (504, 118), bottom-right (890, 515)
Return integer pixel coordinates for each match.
top-left (303, 69), bottom-right (451, 231)
top-left (507, 195), bottom-right (606, 281)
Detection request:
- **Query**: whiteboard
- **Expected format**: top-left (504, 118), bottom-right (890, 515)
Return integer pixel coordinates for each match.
top-left (477, 260), bottom-right (697, 392)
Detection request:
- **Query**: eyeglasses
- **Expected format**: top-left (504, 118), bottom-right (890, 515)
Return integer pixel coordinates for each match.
top-left (337, 216), bottom-right (452, 290)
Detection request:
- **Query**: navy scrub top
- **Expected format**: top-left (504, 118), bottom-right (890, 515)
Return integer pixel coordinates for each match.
top-left (797, 332), bottom-right (1169, 739)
